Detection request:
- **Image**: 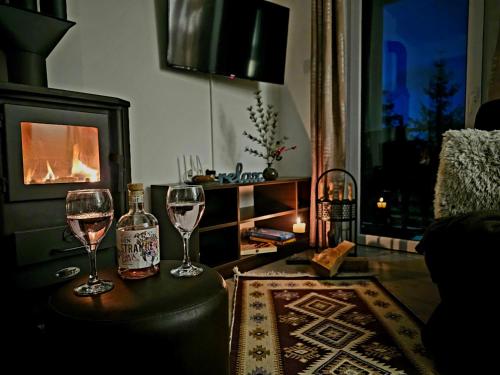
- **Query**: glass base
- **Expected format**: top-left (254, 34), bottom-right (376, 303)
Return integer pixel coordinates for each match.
top-left (74, 280), bottom-right (114, 296)
top-left (170, 263), bottom-right (203, 278)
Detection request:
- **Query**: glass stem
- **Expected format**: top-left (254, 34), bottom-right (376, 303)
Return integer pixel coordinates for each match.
top-left (182, 232), bottom-right (192, 268)
top-left (87, 244), bottom-right (99, 285)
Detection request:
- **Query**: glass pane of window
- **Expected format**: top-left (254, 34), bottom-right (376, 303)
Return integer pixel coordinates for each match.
top-left (361, 0), bottom-right (468, 240)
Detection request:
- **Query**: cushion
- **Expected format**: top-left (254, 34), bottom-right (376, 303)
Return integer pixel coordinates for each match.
top-left (434, 129), bottom-right (500, 218)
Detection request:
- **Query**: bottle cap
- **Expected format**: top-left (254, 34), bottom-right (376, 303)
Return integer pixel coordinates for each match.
top-left (128, 183), bottom-right (144, 191)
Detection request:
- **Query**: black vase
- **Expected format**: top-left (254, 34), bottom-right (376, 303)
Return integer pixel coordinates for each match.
top-left (263, 163), bottom-right (278, 181)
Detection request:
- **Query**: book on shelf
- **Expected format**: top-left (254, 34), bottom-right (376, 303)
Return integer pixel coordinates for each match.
top-left (246, 227), bottom-right (295, 241)
top-left (249, 236), bottom-right (297, 246)
top-left (240, 241), bottom-right (277, 256)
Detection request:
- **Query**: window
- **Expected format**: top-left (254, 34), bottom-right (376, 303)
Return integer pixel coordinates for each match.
top-left (360, 0), bottom-right (469, 241)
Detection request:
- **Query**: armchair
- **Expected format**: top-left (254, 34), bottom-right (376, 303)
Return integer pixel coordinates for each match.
top-left (416, 100), bottom-right (500, 373)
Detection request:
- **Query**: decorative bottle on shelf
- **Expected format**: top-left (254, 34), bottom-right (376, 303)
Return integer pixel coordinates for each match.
top-left (116, 183), bottom-right (160, 279)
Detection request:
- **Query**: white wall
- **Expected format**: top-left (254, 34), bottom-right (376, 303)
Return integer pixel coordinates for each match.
top-left (44, 0), bottom-right (311, 206)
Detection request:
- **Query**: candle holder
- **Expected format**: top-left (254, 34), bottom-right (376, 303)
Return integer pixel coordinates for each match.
top-left (315, 168), bottom-right (357, 255)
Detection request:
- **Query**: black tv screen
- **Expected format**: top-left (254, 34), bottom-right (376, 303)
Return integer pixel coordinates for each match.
top-left (167, 0), bottom-right (289, 84)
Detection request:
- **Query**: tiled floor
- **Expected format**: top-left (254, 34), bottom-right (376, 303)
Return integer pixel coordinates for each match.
top-left (226, 245), bottom-right (440, 323)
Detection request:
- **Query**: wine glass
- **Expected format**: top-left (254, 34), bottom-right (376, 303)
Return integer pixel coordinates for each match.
top-left (166, 185), bottom-right (205, 277)
top-left (66, 189), bottom-right (114, 296)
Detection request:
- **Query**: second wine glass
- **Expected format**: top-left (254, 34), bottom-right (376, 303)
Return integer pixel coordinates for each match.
top-left (166, 185), bottom-right (205, 277)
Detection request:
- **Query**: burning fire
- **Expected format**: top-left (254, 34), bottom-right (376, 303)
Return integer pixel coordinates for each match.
top-left (71, 159), bottom-right (99, 182)
top-left (70, 144), bottom-right (99, 182)
top-left (44, 161), bottom-right (57, 181)
top-left (24, 168), bottom-right (35, 185)
top-left (21, 122), bottom-right (101, 185)
top-left (35, 149), bottom-right (99, 184)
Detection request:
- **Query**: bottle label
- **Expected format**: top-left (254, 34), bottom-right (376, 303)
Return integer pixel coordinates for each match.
top-left (117, 227), bottom-right (160, 269)
top-left (129, 194), bottom-right (143, 205)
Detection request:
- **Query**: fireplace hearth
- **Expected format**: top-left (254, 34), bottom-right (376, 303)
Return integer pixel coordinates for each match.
top-left (0, 83), bottom-right (131, 290)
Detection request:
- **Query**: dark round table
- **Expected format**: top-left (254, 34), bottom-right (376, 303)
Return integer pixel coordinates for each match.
top-left (47, 260), bottom-right (229, 374)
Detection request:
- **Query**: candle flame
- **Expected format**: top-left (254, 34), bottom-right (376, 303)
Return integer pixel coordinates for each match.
top-left (377, 197), bottom-right (387, 208)
top-left (296, 217), bottom-right (302, 224)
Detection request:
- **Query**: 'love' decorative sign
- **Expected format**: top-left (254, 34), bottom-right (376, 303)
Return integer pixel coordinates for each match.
top-left (217, 163), bottom-right (264, 184)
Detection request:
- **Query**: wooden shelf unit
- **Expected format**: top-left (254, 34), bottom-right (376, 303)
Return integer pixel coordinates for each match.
top-left (151, 177), bottom-right (311, 278)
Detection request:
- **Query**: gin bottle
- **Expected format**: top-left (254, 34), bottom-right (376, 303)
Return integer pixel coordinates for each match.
top-left (116, 183), bottom-right (160, 279)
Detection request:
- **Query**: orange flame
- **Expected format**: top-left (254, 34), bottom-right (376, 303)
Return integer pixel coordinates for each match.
top-left (71, 144), bottom-right (99, 182)
top-left (24, 168), bottom-right (35, 184)
top-left (44, 161), bottom-right (57, 181)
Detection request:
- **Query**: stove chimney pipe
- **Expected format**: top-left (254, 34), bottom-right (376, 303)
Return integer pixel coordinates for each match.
top-left (0, 1), bottom-right (74, 87)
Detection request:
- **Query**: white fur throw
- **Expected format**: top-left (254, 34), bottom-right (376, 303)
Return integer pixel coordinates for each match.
top-left (434, 129), bottom-right (500, 218)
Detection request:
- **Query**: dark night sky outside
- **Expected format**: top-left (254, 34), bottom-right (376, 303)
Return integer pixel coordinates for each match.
top-left (382, 0), bottom-right (468, 139)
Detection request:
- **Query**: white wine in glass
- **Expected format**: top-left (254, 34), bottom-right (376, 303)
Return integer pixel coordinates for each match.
top-left (166, 185), bottom-right (205, 277)
top-left (66, 189), bottom-right (114, 296)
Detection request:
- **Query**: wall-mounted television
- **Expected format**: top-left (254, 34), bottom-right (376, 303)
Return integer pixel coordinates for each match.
top-left (167, 0), bottom-right (289, 84)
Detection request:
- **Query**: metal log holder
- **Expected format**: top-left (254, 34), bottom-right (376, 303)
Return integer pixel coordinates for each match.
top-left (315, 168), bottom-right (358, 255)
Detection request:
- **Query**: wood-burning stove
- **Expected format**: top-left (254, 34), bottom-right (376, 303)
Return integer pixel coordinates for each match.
top-left (0, 82), bottom-right (131, 291)
top-left (0, 1), bottom-right (131, 350)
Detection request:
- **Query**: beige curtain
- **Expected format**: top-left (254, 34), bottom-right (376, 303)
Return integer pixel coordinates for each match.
top-left (309, 0), bottom-right (347, 248)
top-left (487, 30), bottom-right (500, 100)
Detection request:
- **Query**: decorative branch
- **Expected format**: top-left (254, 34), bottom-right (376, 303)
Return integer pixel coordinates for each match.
top-left (243, 91), bottom-right (296, 165)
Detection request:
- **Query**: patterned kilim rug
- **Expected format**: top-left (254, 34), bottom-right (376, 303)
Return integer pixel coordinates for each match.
top-left (230, 276), bottom-right (437, 375)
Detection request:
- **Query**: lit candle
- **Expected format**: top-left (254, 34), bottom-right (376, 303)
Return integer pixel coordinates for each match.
top-left (293, 217), bottom-right (306, 233)
top-left (328, 182), bottom-right (334, 201)
top-left (377, 197), bottom-right (387, 208)
top-left (348, 183), bottom-right (353, 201)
